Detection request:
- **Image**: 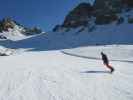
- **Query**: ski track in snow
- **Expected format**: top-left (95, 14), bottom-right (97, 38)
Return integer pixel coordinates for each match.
top-left (0, 45), bottom-right (133, 100)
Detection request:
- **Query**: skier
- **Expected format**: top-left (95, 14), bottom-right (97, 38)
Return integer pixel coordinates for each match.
top-left (101, 52), bottom-right (114, 73)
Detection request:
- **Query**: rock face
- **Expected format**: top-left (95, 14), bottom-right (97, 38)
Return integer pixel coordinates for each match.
top-left (53, 0), bottom-right (133, 32)
top-left (24, 27), bottom-right (42, 35)
top-left (122, 0), bottom-right (133, 7)
top-left (0, 17), bottom-right (16, 32)
top-left (62, 3), bottom-right (94, 28)
top-left (0, 17), bottom-right (42, 36)
top-left (94, 0), bottom-right (122, 11)
top-left (93, 0), bottom-right (122, 24)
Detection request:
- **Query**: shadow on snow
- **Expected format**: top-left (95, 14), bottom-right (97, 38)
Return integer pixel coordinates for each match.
top-left (80, 70), bottom-right (111, 74)
top-left (0, 32), bottom-right (133, 52)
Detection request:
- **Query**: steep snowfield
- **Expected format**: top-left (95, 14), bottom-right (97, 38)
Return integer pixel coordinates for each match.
top-left (0, 23), bottom-right (133, 52)
top-left (0, 45), bottom-right (133, 100)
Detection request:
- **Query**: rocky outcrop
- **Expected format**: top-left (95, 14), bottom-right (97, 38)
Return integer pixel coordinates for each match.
top-left (122, 0), bottom-right (133, 8)
top-left (62, 3), bottom-right (94, 28)
top-left (93, 0), bottom-right (122, 25)
top-left (53, 0), bottom-right (133, 32)
top-left (24, 27), bottom-right (42, 35)
top-left (0, 17), bottom-right (16, 32)
top-left (53, 25), bottom-right (62, 32)
top-left (94, 0), bottom-right (122, 11)
top-left (0, 17), bottom-right (42, 36)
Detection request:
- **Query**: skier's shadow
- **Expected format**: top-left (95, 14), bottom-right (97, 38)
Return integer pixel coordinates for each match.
top-left (80, 70), bottom-right (111, 74)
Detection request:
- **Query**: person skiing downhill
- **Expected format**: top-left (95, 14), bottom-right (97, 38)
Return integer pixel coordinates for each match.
top-left (101, 52), bottom-right (114, 73)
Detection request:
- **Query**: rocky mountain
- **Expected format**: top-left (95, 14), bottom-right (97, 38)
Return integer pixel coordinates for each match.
top-left (0, 0), bottom-right (133, 51)
top-left (62, 3), bottom-right (94, 28)
top-left (53, 0), bottom-right (133, 32)
top-left (53, 3), bottom-right (94, 32)
top-left (0, 17), bottom-right (42, 40)
top-left (122, 0), bottom-right (133, 8)
top-left (93, 0), bottom-right (122, 24)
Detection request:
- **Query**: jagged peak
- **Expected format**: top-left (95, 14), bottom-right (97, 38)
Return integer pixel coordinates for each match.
top-left (0, 17), bottom-right (42, 40)
top-left (53, 0), bottom-right (133, 32)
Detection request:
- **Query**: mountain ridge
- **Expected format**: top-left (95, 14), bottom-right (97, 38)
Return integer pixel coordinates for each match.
top-left (53, 0), bottom-right (133, 32)
top-left (0, 17), bottom-right (42, 41)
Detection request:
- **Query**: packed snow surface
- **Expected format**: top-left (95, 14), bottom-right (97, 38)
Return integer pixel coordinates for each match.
top-left (0, 45), bottom-right (133, 100)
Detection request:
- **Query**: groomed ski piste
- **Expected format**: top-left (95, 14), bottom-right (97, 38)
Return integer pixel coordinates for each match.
top-left (0, 44), bottom-right (133, 100)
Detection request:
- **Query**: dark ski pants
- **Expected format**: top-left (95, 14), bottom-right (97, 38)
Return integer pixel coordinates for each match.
top-left (104, 63), bottom-right (114, 71)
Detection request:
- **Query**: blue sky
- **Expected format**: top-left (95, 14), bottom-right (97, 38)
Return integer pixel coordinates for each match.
top-left (0, 0), bottom-right (94, 31)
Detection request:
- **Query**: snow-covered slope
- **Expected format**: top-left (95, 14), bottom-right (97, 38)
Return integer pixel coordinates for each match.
top-left (0, 25), bottom-right (26, 41)
top-left (51, 1), bottom-right (133, 47)
top-left (0, 45), bottom-right (133, 100)
top-left (0, 45), bottom-right (16, 56)
top-left (0, 5), bottom-right (133, 50)
top-left (0, 22), bottom-right (133, 51)
top-left (0, 1), bottom-right (133, 100)
top-left (0, 10), bottom-right (132, 100)
top-left (0, 17), bottom-right (42, 41)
